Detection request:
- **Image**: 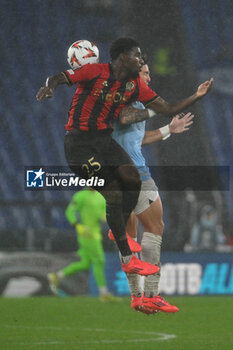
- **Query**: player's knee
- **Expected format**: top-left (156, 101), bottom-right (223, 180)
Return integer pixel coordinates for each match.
top-left (124, 173), bottom-right (141, 192)
top-left (103, 190), bottom-right (123, 204)
top-left (129, 174), bottom-right (141, 192)
top-left (100, 180), bottom-right (123, 204)
top-left (117, 165), bottom-right (141, 191)
top-left (151, 220), bottom-right (164, 236)
top-left (143, 218), bottom-right (164, 236)
top-left (157, 220), bottom-right (165, 235)
top-left (79, 261), bottom-right (91, 270)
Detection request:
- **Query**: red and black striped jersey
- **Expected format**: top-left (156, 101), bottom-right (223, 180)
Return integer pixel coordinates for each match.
top-left (63, 63), bottom-right (158, 132)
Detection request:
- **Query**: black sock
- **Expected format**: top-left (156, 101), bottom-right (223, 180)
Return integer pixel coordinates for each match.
top-left (115, 164), bottom-right (140, 225)
top-left (122, 190), bottom-right (140, 225)
top-left (106, 202), bottom-right (132, 257)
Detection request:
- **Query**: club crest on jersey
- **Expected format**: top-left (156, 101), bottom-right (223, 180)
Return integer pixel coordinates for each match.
top-left (126, 82), bottom-right (135, 92)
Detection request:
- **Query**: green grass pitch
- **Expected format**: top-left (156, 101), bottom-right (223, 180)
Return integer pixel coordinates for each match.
top-left (0, 296), bottom-right (232, 350)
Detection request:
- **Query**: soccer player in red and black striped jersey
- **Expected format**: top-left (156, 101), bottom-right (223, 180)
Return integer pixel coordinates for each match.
top-left (36, 37), bottom-right (213, 276)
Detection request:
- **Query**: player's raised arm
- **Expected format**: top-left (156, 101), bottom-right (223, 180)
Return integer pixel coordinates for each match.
top-left (36, 73), bottom-right (67, 101)
top-left (146, 78), bottom-right (214, 116)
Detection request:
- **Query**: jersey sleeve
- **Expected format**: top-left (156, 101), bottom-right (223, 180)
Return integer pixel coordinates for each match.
top-left (65, 201), bottom-right (77, 225)
top-left (62, 63), bottom-right (101, 86)
top-left (137, 77), bottom-right (158, 106)
top-left (65, 191), bottom-right (82, 225)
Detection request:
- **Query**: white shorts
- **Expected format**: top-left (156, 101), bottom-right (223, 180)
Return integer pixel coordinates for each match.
top-left (134, 178), bottom-right (159, 215)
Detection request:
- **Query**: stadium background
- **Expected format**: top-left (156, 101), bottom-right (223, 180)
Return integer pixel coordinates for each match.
top-left (0, 0), bottom-right (232, 298)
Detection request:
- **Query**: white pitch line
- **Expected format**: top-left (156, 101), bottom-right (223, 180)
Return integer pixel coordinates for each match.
top-left (16, 337), bottom-right (176, 346)
top-left (4, 325), bottom-right (176, 344)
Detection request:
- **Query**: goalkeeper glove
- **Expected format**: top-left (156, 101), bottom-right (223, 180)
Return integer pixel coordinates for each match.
top-left (75, 223), bottom-right (91, 237)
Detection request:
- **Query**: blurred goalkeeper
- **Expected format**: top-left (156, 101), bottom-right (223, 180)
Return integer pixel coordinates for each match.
top-left (48, 187), bottom-right (117, 301)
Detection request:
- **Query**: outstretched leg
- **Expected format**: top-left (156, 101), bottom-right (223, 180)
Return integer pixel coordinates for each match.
top-left (139, 196), bottom-right (164, 297)
top-left (100, 179), bottom-right (132, 258)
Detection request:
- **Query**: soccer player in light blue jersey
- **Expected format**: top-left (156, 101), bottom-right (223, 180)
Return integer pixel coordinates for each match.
top-left (112, 63), bottom-right (194, 314)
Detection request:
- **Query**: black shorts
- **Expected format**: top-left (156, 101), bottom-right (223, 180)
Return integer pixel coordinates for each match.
top-left (64, 131), bottom-right (135, 187)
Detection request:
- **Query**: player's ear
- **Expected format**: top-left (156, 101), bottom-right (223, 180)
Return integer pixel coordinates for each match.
top-left (119, 53), bottom-right (127, 62)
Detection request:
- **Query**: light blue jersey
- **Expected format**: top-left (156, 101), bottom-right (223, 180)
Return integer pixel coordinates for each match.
top-left (112, 101), bottom-right (151, 181)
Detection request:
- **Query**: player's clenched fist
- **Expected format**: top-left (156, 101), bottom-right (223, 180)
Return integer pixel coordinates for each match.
top-left (36, 86), bottom-right (54, 101)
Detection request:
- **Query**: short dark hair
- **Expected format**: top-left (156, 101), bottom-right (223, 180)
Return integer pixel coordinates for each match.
top-left (109, 37), bottom-right (140, 61)
top-left (142, 53), bottom-right (148, 65)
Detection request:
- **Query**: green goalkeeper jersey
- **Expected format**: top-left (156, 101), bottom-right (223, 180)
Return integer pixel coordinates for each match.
top-left (65, 188), bottom-right (106, 240)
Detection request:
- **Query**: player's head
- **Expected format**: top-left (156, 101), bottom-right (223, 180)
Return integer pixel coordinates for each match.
top-left (140, 64), bottom-right (151, 85)
top-left (110, 38), bottom-right (140, 60)
top-left (109, 37), bottom-right (143, 78)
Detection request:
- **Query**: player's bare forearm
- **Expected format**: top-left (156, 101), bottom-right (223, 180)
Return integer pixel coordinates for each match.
top-left (142, 130), bottom-right (163, 145)
top-left (119, 105), bottom-right (151, 125)
top-left (46, 73), bottom-right (67, 90)
top-left (142, 112), bottom-right (194, 146)
top-left (148, 95), bottom-right (199, 116)
top-left (36, 73), bottom-right (67, 101)
top-left (147, 78), bottom-right (213, 116)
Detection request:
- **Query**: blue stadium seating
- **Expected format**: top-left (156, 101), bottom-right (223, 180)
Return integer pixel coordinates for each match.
top-left (179, 0), bottom-right (233, 221)
top-left (1, 0), bottom-right (232, 235)
top-left (0, 0), bottom-right (117, 232)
